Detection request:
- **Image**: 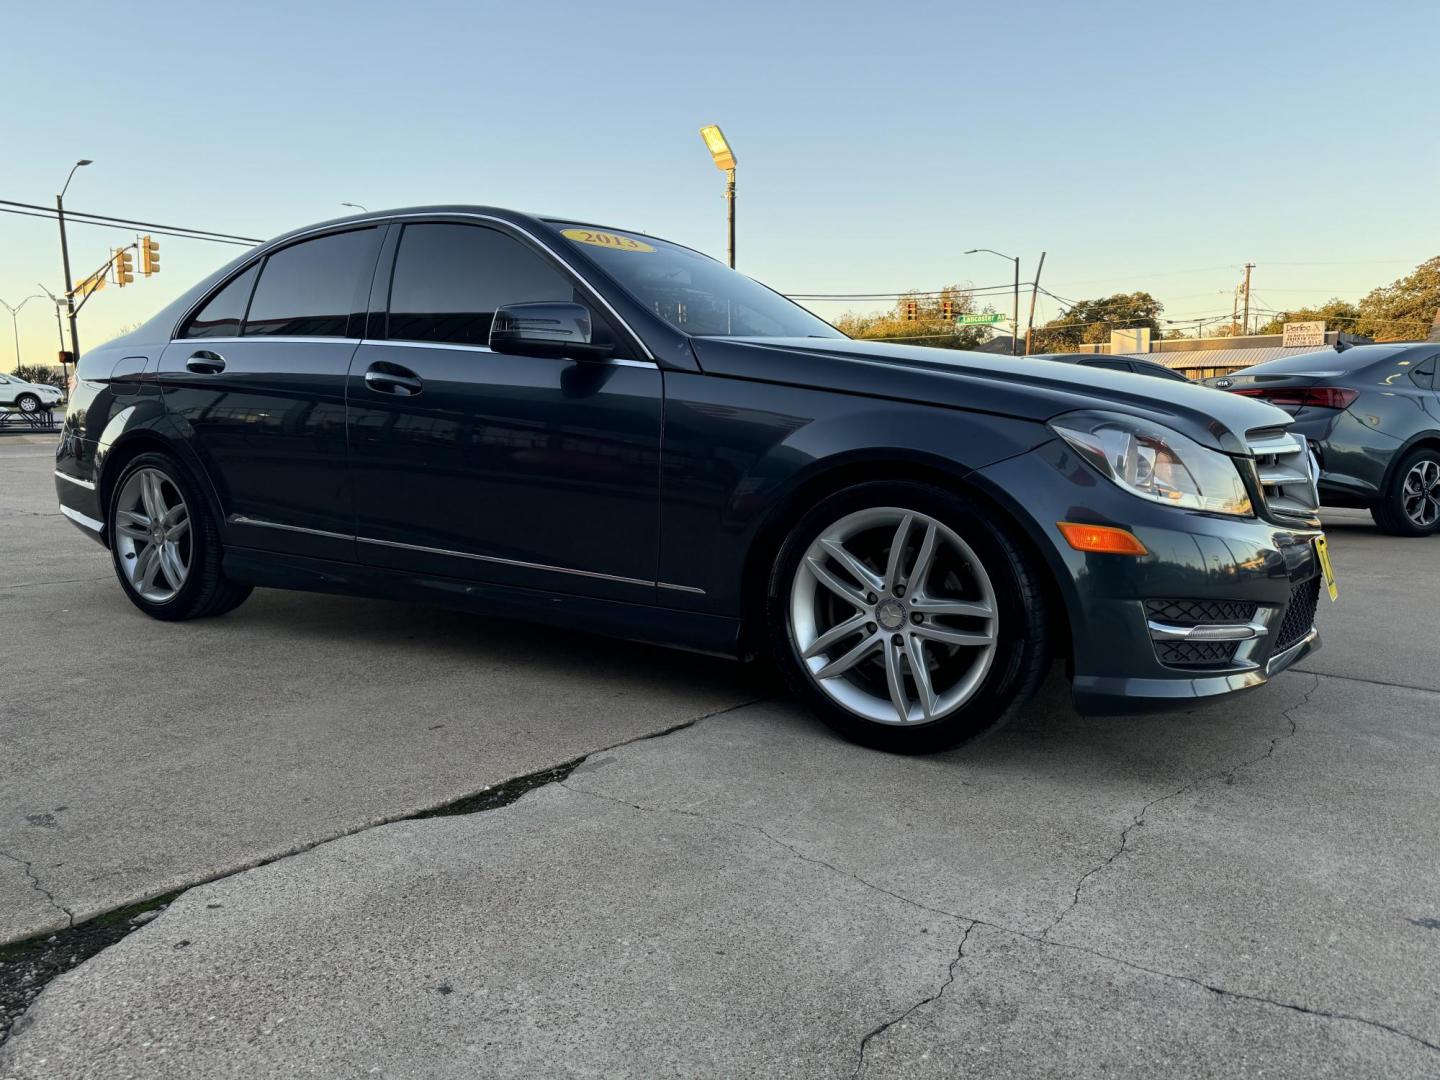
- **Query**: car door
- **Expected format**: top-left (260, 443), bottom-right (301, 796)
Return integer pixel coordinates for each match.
top-left (345, 219), bottom-right (663, 603)
top-left (157, 226), bottom-right (383, 561)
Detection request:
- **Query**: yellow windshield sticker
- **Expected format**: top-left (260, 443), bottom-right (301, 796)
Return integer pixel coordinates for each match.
top-left (562, 228), bottom-right (655, 253)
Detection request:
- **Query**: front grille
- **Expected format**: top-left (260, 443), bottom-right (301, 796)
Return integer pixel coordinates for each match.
top-left (1275, 577), bottom-right (1321, 652)
top-left (1145, 598), bottom-right (1258, 625)
top-left (1247, 428), bottom-right (1320, 524)
top-left (1155, 640), bottom-right (1242, 667)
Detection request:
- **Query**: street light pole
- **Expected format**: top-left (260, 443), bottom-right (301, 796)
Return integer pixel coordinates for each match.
top-left (966, 247), bottom-right (1021, 355)
top-left (0, 295), bottom-right (46, 374)
top-left (341, 202), bottom-right (369, 213)
top-left (56, 160), bottom-right (92, 361)
top-left (725, 168), bottom-right (736, 269)
top-left (699, 125), bottom-right (738, 269)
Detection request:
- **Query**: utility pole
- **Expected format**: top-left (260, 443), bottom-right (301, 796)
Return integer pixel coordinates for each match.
top-left (55, 160), bottom-right (93, 360)
top-left (1024, 252), bottom-right (1046, 355)
top-left (1241, 262), bottom-right (1255, 336)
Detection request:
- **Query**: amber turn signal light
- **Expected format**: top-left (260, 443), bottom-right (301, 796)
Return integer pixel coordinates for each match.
top-left (1056, 522), bottom-right (1149, 556)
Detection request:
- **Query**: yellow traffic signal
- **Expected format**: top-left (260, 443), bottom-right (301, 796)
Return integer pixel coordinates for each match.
top-left (140, 235), bottom-right (160, 276)
top-left (941, 299), bottom-right (954, 320)
top-left (904, 299), bottom-right (919, 322)
top-left (115, 247), bottom-right (134, 287)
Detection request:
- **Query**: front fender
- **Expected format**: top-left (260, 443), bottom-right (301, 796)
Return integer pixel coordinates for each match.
top-left (657, 371), bottom-right (1051, 615)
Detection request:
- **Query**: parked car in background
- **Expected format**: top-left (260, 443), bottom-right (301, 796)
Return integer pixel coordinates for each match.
top-left (54, 206), bottom-right (1331, 752)
top-left (0, 372), bottom-right (64, 414)
top-left (1216, 343), bottom-right (1440, 535)
top-left (1029, 352), bottom-right (1191, 382)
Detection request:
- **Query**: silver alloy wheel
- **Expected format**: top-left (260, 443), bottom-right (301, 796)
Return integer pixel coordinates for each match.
top-left (17, 394), bottom-right (38, 413)
top-left (789, 506), bottom-right (998, 726)
top-left (114, 467), bottom-right (192, 603)
top-left (1402, 459), bottom-right (1440, 528)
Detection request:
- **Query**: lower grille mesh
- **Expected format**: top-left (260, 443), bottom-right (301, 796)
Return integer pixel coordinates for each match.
top-left (1275, 577), bottom-right (1321, 652)
top-left (1155, 640), bottom-right (1242, 667)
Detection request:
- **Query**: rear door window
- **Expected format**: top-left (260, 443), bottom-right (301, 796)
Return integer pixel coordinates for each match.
top-left (1080, 359), bottom-right (1132, 372)
top-left (182, 264), bottom-right (259, 339)
top-left (243, 229), bottom-right (376, 337)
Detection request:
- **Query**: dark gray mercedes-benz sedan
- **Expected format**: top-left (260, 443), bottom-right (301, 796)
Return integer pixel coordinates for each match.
top-left (53, 206), bottom-right (1333, 751)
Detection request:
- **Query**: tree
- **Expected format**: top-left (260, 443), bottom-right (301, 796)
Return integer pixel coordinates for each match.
top-left (16, 364), bottom-right (64, 390)
top-left (1355, 257), bottom-right (1440, 342)
top-left (834, 286), bottom-right (996, 351)
top-left (1254, 299), bottom-right (1360, 337)
top-left (1028, 292), bottom-right (1164, 353)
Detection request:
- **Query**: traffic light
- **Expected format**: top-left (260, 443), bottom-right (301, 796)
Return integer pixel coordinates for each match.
top-left (140, 235), bottom-right (160, 276)
top-left (903, 299), bottom-right (919, 321)
top-left (114, 247), bottom-right (134, 287)
top-left (941, 299), bottom-right (954, 320)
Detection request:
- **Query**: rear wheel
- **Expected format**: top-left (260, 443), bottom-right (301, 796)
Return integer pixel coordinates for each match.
top-left (1371, 448), bottom-right (1440, 537)
top-left (766, 481), bottom-right (1048, 753)
top-left (107, 451), bottom-right (253, 620)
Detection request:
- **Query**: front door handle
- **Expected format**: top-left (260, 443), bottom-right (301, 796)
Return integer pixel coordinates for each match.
top-left (186, 350), bottom-right (226, 375)
top-left (364, 362), bottom-right (424, 397)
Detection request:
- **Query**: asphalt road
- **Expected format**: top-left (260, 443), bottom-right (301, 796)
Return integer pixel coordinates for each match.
top-left (3, 435), bottom-right (1438, 1078)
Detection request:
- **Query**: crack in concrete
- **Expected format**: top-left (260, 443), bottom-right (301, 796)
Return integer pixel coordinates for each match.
top-left (0, 576), bottom-right (110, 592)
top-left (561, 679), bottom-right (1439, 1059)
top-left (853, 922), bottom-right (974, 1077)
top-left (1293, 667), bottom-right (1440, 696)
top-left (1040, 672), bottom-right (1319, 941)
top-left (0, 852), bottom-right (72, 930)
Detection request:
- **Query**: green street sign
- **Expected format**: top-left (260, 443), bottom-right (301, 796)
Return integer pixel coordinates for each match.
top-left (956, 312), bottom-right (1005, 325)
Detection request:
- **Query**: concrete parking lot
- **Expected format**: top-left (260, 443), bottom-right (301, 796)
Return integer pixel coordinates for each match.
top-left (2, 435), bottom-right (1438, 1078)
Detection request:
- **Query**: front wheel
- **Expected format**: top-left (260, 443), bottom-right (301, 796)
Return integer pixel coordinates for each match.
top-left (107, 451), bottom-right (253, 620)
top-left (15, 393), bottom-right (40, 414)
top-left (766, 481), bottom-right (1049, 753)
top-left (1371, 448), bottom-right (1440, 537)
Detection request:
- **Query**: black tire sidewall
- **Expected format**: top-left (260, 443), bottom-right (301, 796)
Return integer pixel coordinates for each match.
top-left (108, 452), bottom-right (217, 618)
top-left (1377, 448), bottom-right (1440, 537)
top-left (17, 394), bottom-right (39, 413)
top-left (765, 480), bottom-right (1046, 753)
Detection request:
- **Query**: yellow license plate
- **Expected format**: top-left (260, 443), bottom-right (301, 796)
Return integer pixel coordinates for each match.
top-left (1314, 535), bottom-right (1338, 602)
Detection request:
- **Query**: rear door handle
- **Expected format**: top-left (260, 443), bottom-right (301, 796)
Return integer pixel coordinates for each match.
top-left (186, 351), bottom-right (226, 375)
top-left (364, 363), bottom-right (424, 397)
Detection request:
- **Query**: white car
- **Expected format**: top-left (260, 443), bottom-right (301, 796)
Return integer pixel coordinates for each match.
top-left (0, 372), bottom-right (65, 414)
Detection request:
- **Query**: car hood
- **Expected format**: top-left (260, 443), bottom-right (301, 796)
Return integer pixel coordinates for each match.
top-left (691, 337), bottom-right (1294, 455)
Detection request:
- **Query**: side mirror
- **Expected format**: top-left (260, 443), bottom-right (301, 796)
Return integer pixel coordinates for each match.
top-left (489, 302), bottom-right (613, 360)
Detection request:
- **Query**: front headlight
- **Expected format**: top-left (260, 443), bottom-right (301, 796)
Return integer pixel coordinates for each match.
top-left (1050, 411), bottom-right (1253, 517)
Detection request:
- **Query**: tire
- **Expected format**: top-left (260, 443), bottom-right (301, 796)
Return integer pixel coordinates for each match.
top-left (107, 451), bottom-right (253, 621)
top-left (1370, 447), bottom-right (1440, 537)
top-left (766, 481), bottom-right (1049, 754)
top-left (15, 393), bottom-right (40, 414)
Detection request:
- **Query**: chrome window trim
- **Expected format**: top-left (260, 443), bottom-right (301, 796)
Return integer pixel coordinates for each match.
top-left (54, 470), bottom-right (96, 491)
top-left (227, 514), bottom-right (695, 591)
top-left (356, 338), bottom-right (657, 368)
top-left (174, 212), bottom-right (656, 363)
top-left (167, 335), bottom-right (356, 346)
top-left (60, 505), bottom-right (104, 532)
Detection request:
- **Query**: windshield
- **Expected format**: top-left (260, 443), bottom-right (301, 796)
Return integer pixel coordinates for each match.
top-left (555, 224), bottom-right (843, 339)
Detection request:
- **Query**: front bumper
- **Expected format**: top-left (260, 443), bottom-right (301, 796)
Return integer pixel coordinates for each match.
top-left (977, 440), bottom-right (1326, 715)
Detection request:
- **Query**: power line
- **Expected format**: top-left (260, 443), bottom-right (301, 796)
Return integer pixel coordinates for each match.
top-left (0, 198), bottom-right (262, 245)
top-left (0, 204), bottom-right (257, 248)
top-left (787, 282), bottom-right (1029, 301)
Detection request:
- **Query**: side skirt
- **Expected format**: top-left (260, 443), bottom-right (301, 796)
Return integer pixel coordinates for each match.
top-left (221, 547), bottom-right (744, 659)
